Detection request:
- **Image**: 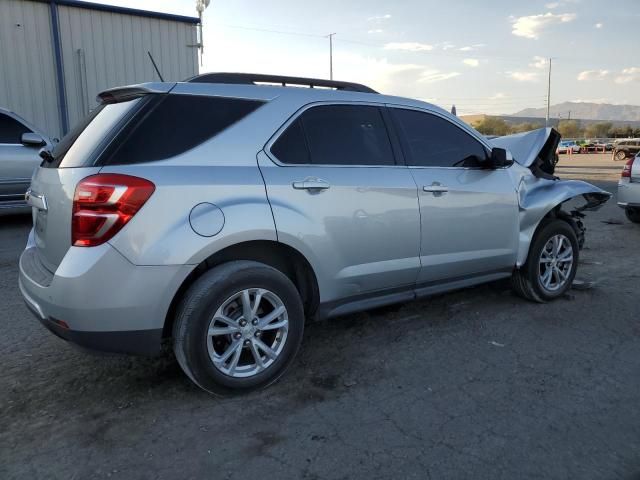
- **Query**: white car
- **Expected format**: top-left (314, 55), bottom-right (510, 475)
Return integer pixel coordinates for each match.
top-left (557, 140), bottom-right (580, 154)
top-left (618, 152), bottom-right (640, 223)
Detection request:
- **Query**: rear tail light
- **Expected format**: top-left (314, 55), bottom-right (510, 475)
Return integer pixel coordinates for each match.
top-left (72, 174), bottom-right (155, 247)
top-left (621, 157), bottom-right (635, 178)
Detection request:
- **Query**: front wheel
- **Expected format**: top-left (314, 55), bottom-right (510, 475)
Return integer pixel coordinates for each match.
top-left (626, 207), bottom-right (640, 224)
top-left (173, 260), bottom-right (305, 395)
top-left (512, 219), bottom-right (579, 303)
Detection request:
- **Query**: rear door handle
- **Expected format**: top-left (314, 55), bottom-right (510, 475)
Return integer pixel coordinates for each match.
top-left (25, 189), bottom-right (47, 211)
top-left (292, 178), bottom-right (331, 191)
top-left (423, 183), bottom-right (448, 194)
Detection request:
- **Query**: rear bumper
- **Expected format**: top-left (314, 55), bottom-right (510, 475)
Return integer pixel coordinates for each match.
top-left (18, 237), bottom-right (192, 356)
top-left (617, 180), bottom-right (640, 208)
top-left (36, 313), bottom-right (162, 356)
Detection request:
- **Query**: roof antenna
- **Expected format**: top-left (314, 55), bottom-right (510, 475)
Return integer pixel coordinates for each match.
top-left (451, 104), bottom-right (457, 116)
top-left (147, 51), bottom-right (164, 82)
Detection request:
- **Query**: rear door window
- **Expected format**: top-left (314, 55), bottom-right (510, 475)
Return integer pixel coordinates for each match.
top-left (271, 104), bottom-right (395, 166)
top-left (105, 95), bottom-right (264, 165)
top-left (0, 113), bottom-right (31, 144)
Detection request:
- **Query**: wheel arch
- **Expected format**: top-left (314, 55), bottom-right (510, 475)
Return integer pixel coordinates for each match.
top-left (163, 240), bottom-right (320, 338)
top-left (515, 179), bottom-right (610, 267)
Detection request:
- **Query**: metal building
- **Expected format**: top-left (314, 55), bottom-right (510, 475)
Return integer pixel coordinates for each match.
top-left (0, 0), bottom-right (199, 139)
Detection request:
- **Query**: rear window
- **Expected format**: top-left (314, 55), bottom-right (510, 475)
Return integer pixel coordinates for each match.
top-left (104, 95), bottom-right (264, 165)
top-left (53, 100), bottom-right (137, 168)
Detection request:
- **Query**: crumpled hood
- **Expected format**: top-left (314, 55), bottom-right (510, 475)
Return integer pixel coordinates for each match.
top-left (490, 127), bottom-right (560, 168)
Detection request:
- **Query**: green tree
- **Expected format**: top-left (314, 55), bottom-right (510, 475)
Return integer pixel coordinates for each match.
top-left (511, 122), bottom-right (544, 133)
top-left (610, 125), bottom-right (634, 138)
top-left (584, 122), bottom-right (612, 139)
top-left (472, 117), bottom-right (510, 136)
top-left (557, 120), bottom-right (582, 139)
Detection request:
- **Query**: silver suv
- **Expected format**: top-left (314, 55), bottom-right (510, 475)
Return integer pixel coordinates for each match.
top-left (18, 73), bottom-right (610, 394)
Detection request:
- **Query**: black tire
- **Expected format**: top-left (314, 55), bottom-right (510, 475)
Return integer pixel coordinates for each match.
top-left (626, 207), bottom-right (640, 224)
top-left (172, 260), bottom-right (304, 395)
top-left (614, 150), bottom-right (627, 161)
top-left (511, 219), bottom-right (579, 303)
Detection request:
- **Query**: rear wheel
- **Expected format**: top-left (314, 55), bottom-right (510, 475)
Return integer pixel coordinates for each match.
top-left (173, 260), bottom-right (304, 395)
top-left (625, 207), bottom-right (640, 224)
top-left (615, 150), bottom-right (627, 161)
top-left (512, 219), bottom-right (579, 302)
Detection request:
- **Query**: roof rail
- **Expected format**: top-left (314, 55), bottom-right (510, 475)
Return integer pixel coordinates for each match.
top-left (185, 72), bottom-right (378, 94)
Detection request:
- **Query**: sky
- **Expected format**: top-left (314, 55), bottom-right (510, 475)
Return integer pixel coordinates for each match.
top-left (86, 0), bottom-right (640, 115)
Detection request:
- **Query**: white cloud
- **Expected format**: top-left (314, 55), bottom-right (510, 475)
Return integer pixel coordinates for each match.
top-left (512, 12), bottom-right (577, 39)
top-left (384, 42), bottom-right (434, 52)
top-left (507, 71), bottom-right (540, 82)
top-left (489, 93), bottom-right (506, 100)
top-left (459, 43), bottom-right (486, 52)
top-left (594, 23), bottom-right (603, 29)
top-left (367, 14), bottom-right (391, 22)
top-left (530, 56), bottom-right (548, 69)
top-left (577, 69), bottom-right (609, 81)
top-left (463, 58), bottom-right (479, 67)
top-left (545, 2), bottom-right (560, 8)
top-left (418, 70), bottom-right (461, 83)
top-left (615, 67), bottom-right (640, 84)
top-left (367, 29), bottom-right (383, 34)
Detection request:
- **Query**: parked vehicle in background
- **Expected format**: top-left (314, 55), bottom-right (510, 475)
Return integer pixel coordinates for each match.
top-left (593, 139), bottom-right (613, 151)
top-left (557, 140), bottom-right (580, 154)
top-left (618, 152), bottom-right (640, 223)
top-left (613, 139), bottom-right (640, 161)
top-left (0, 108), bottom-right (52, 213)
top-left (18, 73), bottom-right (610, 395)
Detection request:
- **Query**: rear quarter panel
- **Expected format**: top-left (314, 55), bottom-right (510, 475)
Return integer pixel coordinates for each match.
top-left (103, 162), bottom-right (276, 266)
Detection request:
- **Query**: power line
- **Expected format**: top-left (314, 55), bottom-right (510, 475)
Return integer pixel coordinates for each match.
top-left (211, 23), bottom-right (566, 64)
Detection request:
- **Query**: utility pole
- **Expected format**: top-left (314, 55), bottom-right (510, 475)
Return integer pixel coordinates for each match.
top-left (568, 110), bottom-right (571, 120)
top-left (546, 57), bottom-right (552, 127)
top-left (327, 33), bottom-right (336, 80)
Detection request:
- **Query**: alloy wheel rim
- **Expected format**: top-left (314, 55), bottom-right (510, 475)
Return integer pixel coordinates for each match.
top-left (207, 288), bottom-right (289, 378)
top-left (538, 234), bottom-right (574, 292)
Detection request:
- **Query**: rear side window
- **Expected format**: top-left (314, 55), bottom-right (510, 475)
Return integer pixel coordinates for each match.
top-left (0, 113), bottom-right (31, 143)
top-left (271, 104), bottom-right (395, 166)
top-left (391, 108), bottom-right (488, 168)
top-left (105, 95), bottom-right (264, 165)
top-left (271, 119), bottom-right (309, 164)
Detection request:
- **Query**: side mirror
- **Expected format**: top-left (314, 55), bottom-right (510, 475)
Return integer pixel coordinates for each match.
top-left (21, 132), bottom-right (46, 147)
top-left (488, 147), bottom-right (510, 168)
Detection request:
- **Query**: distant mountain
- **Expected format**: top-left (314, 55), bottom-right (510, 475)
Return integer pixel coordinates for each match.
top-left (512, 102), bottom-right (640, 121)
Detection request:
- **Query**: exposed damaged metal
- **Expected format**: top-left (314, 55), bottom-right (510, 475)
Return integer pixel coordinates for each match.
top-left (492, 127), bottom-right (612, 267)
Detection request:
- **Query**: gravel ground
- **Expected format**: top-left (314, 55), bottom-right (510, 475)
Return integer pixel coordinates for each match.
top-left (1, 154), bottom-right (639, 479)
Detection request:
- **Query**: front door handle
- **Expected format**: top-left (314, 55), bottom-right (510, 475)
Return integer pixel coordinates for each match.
top-left (292, 178), bottom-right (331, 191)
top-left (423, 183), bottom-right (448, 195)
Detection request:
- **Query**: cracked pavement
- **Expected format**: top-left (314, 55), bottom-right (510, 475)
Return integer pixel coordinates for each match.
top-left (1, 154), bottom-right (639, 479)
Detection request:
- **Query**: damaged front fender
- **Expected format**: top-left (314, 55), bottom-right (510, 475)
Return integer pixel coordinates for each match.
top-left (514, 173), bottom-right (611, 267)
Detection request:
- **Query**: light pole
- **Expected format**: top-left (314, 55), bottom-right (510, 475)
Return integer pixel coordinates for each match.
top-left (195, 0), bottom-right (211, 66)
top-left (327, 33), bottom-right (336, 80)
top-left (546, 57), bottom-right (552, 127)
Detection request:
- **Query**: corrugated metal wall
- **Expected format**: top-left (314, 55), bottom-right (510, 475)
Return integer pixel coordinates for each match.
top-left (57, 5), bottom-right (198, 130)
top-left (0, 0), bottom-right (198, 139)
top-left (0, 0), bottom-right (60, 139)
